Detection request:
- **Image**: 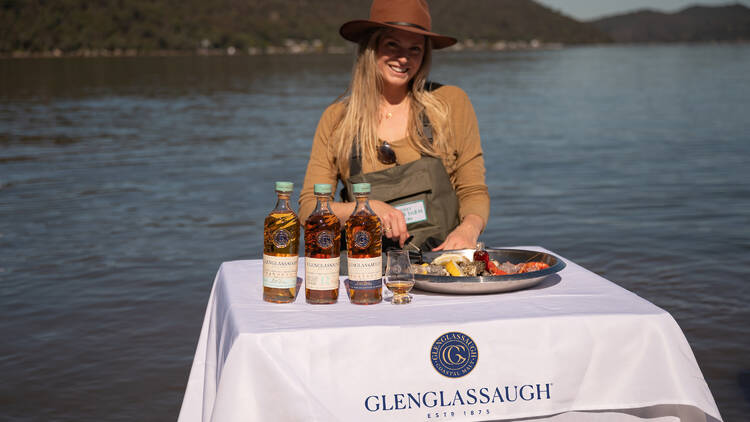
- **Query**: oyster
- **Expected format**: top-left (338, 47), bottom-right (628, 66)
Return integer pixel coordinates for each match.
top-left (459, 261), bottom-right (486, 277)
top-left (411, 263), bottom-right (449, 276)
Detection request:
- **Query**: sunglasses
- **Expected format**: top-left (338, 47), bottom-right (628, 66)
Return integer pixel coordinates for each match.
top-left (378, 141), bottom-right (397, 165)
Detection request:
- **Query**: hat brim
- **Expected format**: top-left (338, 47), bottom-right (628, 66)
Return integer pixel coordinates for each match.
top-left (340, 20), bottom-right (457, 49)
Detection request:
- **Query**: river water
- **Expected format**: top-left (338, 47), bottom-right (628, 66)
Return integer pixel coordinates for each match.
top-left (1, 45), bottom-right (748, 421)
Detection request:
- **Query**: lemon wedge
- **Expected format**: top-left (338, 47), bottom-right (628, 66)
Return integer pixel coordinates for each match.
top-left (444, 260), bottom-right (464, 276)
top-left (431, 253), bottom-right (470, 266)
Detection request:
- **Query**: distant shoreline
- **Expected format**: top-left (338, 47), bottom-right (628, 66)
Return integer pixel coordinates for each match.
top-left (4, 39), bottom-right (749, 59)
top-left (1, 39), bottom-right (566, 59)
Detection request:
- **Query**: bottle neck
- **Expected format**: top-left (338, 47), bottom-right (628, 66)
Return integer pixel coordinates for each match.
top-left (274, 193), bottom-right (293, 212)
top-left (313, 194), bottom-right (333, 214)
top-left (353, 193), bottom-right (373, 214)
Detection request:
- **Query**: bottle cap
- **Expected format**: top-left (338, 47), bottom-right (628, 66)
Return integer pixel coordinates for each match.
top-left (314, 183), bottom-right (332, 194)
top-left (352, 183), bottom-right (371, 194)
top-left (275, 181), bottom-right (293, 192)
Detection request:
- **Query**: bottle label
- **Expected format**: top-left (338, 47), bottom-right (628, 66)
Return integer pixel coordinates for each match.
top-left (348, 278), bottom-right (382, 290)
top-left (348, 256), bottom-right (382, 290)
top-left (263, 254), bottom-right (298, 288)
top-left (316, 230), bottom-right (335, 249)
top-left (273, 229), bottom-right (291, 248)
top-left (305, 257), bottom-right (340, 290)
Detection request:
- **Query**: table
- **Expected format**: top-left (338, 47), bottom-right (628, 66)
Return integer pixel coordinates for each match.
top-left (178, 247), bottom-right (722, 422)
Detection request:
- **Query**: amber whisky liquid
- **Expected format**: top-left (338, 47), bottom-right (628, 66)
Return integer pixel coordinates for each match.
top-left (263, 191), bottom-right (300, 303)
top-left (345, 212), bottom-right (383, 305)
top-left (305, 208), bottom-right (341, 304)
top-left (385, 280), bottom-right (415, 295)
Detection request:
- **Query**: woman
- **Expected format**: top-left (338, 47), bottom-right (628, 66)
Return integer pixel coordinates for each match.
top-left (299, 0), bottom-right (489, 251)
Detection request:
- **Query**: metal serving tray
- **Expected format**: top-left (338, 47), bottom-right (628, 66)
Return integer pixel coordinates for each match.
top-left (413, 248), bottom-right (566, 294)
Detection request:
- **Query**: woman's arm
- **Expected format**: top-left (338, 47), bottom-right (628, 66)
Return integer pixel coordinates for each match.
top-left (330, 200), bottom-right (409, 247)
top-left (433, 214), bottom-right (483, 251)
top-left (435, 86), bottom-right (490, 250)
top-left (299, 104), bottom-right (344, 221)
top-left (328, 201), bottom-right (354, 224)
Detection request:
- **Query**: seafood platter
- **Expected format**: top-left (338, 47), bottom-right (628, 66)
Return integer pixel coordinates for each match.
top-left (410, 248), bottom-right (565, 294)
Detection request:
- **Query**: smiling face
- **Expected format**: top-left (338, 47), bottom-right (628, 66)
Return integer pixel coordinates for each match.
top-left (375, 29), bottom-right (426, 92)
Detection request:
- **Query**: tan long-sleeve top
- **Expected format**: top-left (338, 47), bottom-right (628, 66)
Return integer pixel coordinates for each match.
top-left (299, 85), bottom-right (490, 227)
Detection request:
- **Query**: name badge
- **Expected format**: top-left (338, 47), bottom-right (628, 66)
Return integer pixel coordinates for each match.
top-left (395, 200), bottom-right (428, 225)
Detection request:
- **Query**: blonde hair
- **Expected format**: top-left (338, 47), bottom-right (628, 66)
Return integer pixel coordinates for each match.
top-left (332, 29), bottom-right (452, 178)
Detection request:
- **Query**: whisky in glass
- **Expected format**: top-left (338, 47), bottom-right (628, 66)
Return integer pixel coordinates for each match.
top-left (384, 250), bottom-right (415, 304)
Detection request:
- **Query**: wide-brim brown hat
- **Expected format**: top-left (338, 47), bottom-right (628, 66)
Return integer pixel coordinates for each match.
top-left (340, 0), bottom-right (457, 50)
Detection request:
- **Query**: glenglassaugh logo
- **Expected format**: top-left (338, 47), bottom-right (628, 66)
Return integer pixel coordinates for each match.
top-left (316, 230), bottom-right (334, 249)
top-left (431, 332), bottom-right (478, 378)
top-left (272, 229), bottom-right (291, 248)
top-left (362, 331), bottom-right (552, 415)
top-left (353, 229), bottom-right (371, 248)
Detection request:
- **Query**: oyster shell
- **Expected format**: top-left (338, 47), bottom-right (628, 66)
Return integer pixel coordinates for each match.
top-left (411, 263), bottom-right (449, 276)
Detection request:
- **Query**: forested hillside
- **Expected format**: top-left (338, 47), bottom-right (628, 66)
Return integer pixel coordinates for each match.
top-left (591, 4), bottom-right (750, 43)
top-left (1, 0), bottom-right (610, 55)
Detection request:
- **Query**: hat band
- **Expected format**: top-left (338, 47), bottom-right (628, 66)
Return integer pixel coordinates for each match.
top-left (385, 21), bottom-right (429, 32)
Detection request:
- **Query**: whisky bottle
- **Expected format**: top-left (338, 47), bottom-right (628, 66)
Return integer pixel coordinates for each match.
top-left (345, 183), bottom-right (382, 305)
top-left (304, 183), bottom-right (341, 304)
top-left (263, 181), bottom-right (300, 303)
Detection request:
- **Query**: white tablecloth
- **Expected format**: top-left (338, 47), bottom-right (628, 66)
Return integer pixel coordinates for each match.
top-left (178, 247), bottom-right (721, 422)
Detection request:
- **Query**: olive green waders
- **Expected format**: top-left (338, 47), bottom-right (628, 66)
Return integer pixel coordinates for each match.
top-left (342, 153), bottom-right (460, 251)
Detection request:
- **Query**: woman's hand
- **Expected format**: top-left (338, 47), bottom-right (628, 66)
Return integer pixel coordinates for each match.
top-left (433, 214), bottom-right (484, 251)
top-left (369, 200), bottom-right (410, 247)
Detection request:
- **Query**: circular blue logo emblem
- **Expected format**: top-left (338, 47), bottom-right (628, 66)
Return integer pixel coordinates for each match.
top-left (273, 229), bottom-right (290, 248)
top-left (353, 229), bottom-right (371, 249)
top-left (316, 230), bottom-right (334, 249)
top-left (430, 332), bottom-right (478, 378)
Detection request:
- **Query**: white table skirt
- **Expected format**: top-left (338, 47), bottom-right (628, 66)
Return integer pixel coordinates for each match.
top-left (178, 247), bottom-right (721, 422)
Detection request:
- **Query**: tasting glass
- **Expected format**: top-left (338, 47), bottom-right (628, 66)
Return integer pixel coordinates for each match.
top-left (384, 250), bottom-right (415, 304)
